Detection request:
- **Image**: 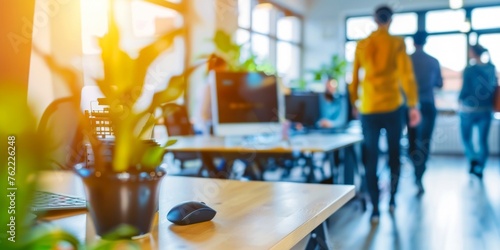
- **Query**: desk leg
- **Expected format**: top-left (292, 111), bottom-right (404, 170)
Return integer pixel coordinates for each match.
top-left (343, 146), bottom-right (357, 185)
top-left (327, 151), bottom-right (337, 184)
top-left (305, 153), bottom-right (316, 183)
top-left (305, 222), bottom-right (331, 250)
top-left (344, 144), bottom-right (367, 211)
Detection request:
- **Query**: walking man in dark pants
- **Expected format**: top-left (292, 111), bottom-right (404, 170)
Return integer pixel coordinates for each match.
top-left (349, 5), bottom-right (421, 223)
top-left (408, 31), bottom-right (443, 194)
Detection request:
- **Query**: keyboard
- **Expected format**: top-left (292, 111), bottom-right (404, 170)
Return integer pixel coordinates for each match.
top-left (31, 191), bottom-right (87, 212)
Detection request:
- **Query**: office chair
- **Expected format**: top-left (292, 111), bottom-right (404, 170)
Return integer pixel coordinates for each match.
top-left (163, 104), bottom-right (203, 175)
top-left (38, 97), bottom-right (85, 170)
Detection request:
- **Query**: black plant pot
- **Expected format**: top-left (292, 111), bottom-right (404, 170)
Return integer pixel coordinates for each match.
top-left (75, 166), bottom-right (165, 239)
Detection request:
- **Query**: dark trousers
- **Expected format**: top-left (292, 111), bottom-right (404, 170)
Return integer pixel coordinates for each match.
top-left (459, 111), bottom-right (492, 169)
top-left (407, 102), bottom-right (437, 181)
top-left (361, 106), bottom-right (403, 211)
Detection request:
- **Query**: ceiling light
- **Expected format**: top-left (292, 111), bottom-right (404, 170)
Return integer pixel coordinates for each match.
top-left (449, 0), bottom-right (463, 9)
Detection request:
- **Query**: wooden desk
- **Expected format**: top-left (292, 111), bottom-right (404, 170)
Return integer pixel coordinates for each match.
top-left (168, 133), bottom-right (362, 154)
top-left (38, 171), bottom-right (355, 249)
top-left (167, 133), bottom-right (363, 183)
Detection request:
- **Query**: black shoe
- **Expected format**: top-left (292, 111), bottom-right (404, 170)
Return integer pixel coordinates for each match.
top-left (416, 180), bottom-right (425, 195)
top-left (370, 210), bottom-right (380, 224)
top-left (471, 167), bottom-right (483, 180)
top-left (469, 160), bottom-right (479, 174)
top-left (389, 197), bottom-right (396, 213)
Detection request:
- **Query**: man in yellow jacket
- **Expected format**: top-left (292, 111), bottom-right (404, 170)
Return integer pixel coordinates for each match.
top-left (349, 5), bottom-right (421, 223)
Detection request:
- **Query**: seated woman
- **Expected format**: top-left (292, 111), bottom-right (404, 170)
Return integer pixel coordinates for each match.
top-left (317, 79), bottom-right (348, 129)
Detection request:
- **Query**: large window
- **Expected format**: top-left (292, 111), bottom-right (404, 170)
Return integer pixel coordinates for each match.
top-left (425, 9), bottom-right (466, 33)
top-left (238, 0), bottom-right (303, 85)
top-left (471, 6), bottom-right (500, 30)
top-left (345, 13), bottom-right (417, 40)
top-left (80, 0), bottom-right (186, 96)
top-left (425, 34), bottom-right (467, 110)
top-left (345, 4), bottom-right (500, 111)
top-left (478, 34), bottom-right (500, 68)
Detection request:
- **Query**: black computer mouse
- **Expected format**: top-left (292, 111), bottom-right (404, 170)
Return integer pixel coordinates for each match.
top-left (167, 201), bottom-right (216, 225)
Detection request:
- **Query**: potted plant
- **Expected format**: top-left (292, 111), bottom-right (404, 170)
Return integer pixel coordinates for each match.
top-left (37, 3), bottom-right (206, 240)
top-left (309, 54), bottom-right (347, 99)
top-left (311, 54), bottom-right (347, 83)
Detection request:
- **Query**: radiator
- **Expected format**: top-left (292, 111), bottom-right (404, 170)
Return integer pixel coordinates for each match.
top-left (431, 113), bottom-right (500, 155)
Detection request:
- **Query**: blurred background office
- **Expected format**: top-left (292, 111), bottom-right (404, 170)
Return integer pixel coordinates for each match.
top-left (18, 0), bottom-right (500, 249)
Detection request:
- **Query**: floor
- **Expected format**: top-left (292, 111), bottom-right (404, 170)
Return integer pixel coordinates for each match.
top-left (322, 155), bottom-right (500, 250)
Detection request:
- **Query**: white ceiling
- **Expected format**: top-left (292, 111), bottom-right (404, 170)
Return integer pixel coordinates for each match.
top-left (271, 0), bottom-right (316, 15)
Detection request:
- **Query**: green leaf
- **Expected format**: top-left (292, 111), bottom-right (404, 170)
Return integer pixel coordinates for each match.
top-left (113, 118), bottom-right (136, 172)
top-left (98, 16), bottom-right (137, 96)
top-left (309, 54), bottom-right (347, 81)
top-left (213, 29), bottom-right (236, 53)
top-left (240, 58), bottom-right (257, 72)
top-left (138, 113), bottom-right (156, 139)
top-left (141, 146), bottom-right (166, 169)
top-left (33, 47), bottom-right (83, 100)
top-left (131, 28), bottom-right (184, 104)
top-left (149, 61), bottom-right (206, 109)
top-left (100, 224), bottom-right (139, 240)
top-left (150, 75), bottom-right (186, 107)
top-left (164, 139), bottom-right (177, 148)
top-left (25, 226), bottom-right (81, 249)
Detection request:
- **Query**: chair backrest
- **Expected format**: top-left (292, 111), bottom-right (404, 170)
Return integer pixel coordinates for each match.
top-left (163, 104), bottom-right (194, 136)
top-left (38, 97), bottom-right (85, 169)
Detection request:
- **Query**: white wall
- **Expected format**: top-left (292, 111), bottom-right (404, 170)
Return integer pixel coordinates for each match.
top-left (28, 1), bottom-right (53, 122)
top-left (28, 0), bottom-right (83, 123)
top-left (271, 0), bottom-right (313, 14)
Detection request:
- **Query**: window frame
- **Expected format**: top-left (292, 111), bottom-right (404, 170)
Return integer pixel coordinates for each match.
top-left (238, 0), bottom-right (304, 82)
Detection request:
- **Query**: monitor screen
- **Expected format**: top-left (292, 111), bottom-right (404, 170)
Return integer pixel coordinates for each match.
top-left (211, 71), bottom-right (283, 136)
top-left (285, 92), bottom-right (320, 128)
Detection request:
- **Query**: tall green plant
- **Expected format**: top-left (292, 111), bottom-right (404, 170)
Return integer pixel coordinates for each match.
top-left (37, 9), bottom-right (206, 173)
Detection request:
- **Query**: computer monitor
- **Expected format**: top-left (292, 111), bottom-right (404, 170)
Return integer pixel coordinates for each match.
top-left (211, 71), bottom-right (284, 137)
top-left (285, 92), bottom-right (320, 128)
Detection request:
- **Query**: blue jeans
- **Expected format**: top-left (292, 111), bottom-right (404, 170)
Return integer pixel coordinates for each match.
top-left (361, 106), bottom-right (403, 211)
top-left (459, 111), bottom-right (492, 169)
top-left (408, 102), bottom-right (437, 182)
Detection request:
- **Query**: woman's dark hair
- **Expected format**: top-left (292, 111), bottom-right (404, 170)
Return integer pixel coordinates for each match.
top-left (413, 31), bottom-right (427, 46)
top-left (374, 5), bottom-right (393, 24)
top-left (470, 44), bottom-right (488, 57)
